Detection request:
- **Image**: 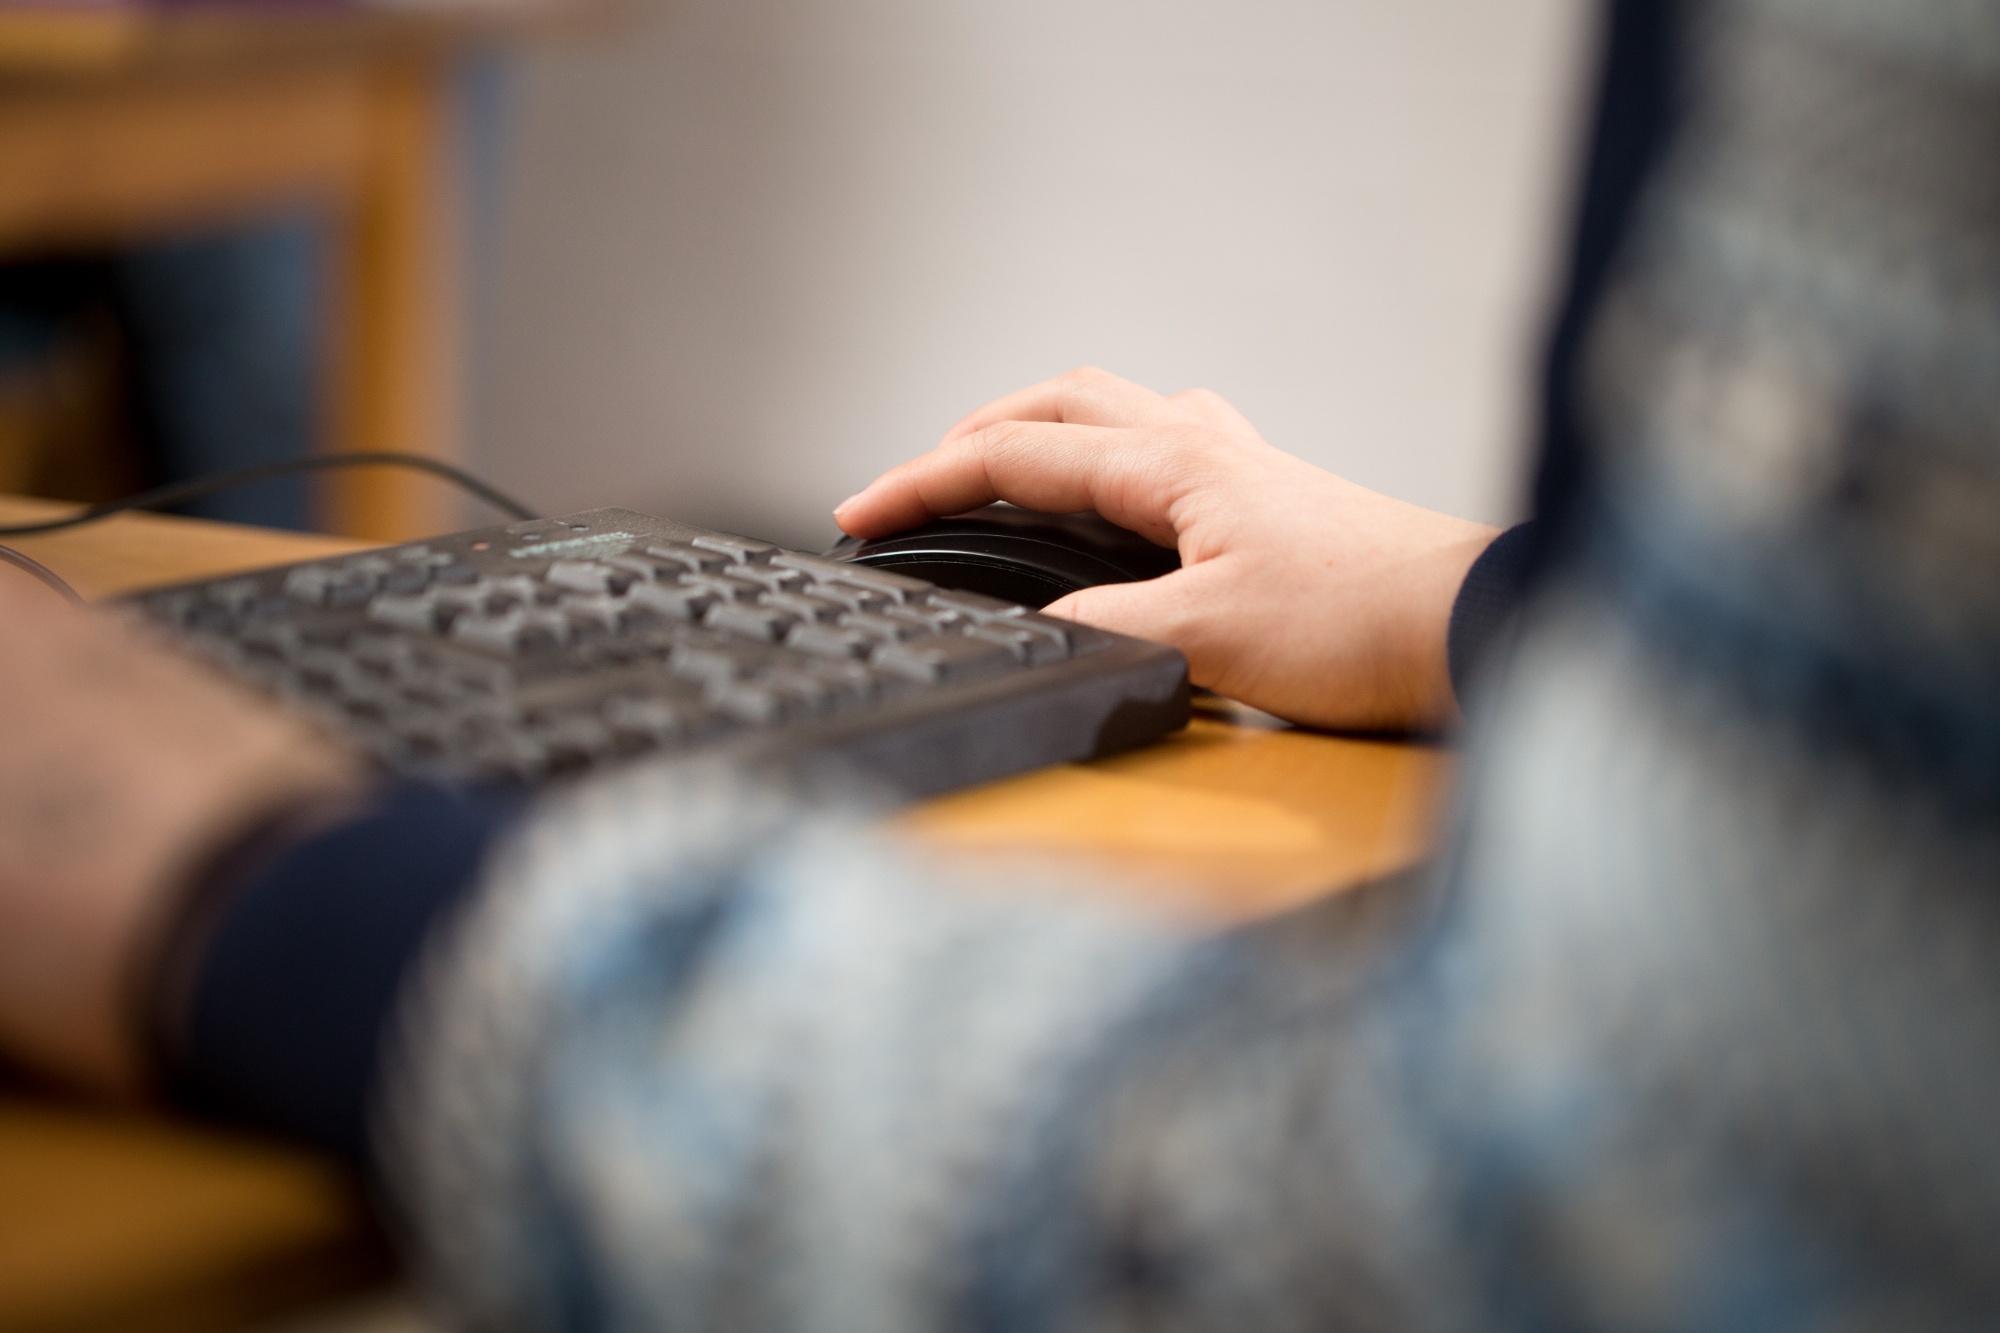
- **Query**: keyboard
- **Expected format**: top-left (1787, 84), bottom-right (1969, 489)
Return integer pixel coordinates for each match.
top-left (126, 508), bottom-right (1190, 797)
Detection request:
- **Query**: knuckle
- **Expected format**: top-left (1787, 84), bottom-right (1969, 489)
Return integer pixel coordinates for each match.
top-left (972, 420), bottom-right (1030, 456)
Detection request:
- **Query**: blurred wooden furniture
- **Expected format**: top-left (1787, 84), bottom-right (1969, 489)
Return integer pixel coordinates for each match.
top-left (0, 495), bottom-right (1452, 1332)
top-left (0, 6), bottom-right (517, 542)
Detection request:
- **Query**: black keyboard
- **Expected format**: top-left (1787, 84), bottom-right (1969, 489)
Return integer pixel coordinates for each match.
top-left (126, 508), bottom-right (1190, 796)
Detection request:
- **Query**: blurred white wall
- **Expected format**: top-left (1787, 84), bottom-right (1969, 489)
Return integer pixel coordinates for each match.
top-left (475, 0), bottom-right (1591, 550)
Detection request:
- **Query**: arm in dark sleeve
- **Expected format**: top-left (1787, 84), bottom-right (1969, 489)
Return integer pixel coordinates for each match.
top-left (1446, 520), bottom-right (1540, 704)
top-left (152, 782), bottom-right (524, 1164)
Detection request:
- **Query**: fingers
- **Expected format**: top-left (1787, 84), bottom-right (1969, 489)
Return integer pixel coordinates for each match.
top-left (836, 369), bottom-right (1253, 542)
top-left (835, 420), bottom-right (1204, 544)
top-left (940, 367), bottom-right (1173, 443)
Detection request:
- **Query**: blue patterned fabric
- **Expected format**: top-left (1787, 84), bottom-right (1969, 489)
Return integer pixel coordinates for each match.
top-left (367, 2), bottom-right (2000, 1327)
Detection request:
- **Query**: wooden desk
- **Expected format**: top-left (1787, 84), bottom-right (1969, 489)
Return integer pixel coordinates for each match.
top-left (0, 7), bottom-right (554, 542)
top-left (0, 496), bottom-right (1452, 1332)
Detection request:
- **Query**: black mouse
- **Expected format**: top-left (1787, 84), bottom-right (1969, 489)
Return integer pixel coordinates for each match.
top-left (826, 504), bottom-right (1180, 609)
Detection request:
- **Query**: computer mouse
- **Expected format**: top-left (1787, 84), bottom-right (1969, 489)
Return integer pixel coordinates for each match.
top-left (826, 504), bottom-right (1181, 609)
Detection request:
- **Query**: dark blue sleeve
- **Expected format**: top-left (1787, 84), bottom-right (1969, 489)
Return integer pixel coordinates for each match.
top-left (1445, 1), bottom-right (1682, 706)
top-left (1447, 521), bottom-right (1540, 704)
top-left (156, 783), bottom-right (524, 1164)
top-left (1531, 0), bottom-right (1685, 554)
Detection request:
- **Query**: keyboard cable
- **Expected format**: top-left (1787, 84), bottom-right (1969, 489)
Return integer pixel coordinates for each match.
top-left (0, 452), bottom-right (540, 606)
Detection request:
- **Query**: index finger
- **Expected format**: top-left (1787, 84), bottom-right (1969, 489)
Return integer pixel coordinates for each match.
top-left (833, 420), bottom-right (1196, 546)
top-left (940, 367), bottom-right (1175, 444)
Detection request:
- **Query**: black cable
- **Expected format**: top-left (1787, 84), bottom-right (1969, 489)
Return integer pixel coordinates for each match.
top-left (0, 452), bottom-right (538, 606)
top-left (0, 542), bottom-right (85, 604)
top-left (0, 452), bottom-right (538, 539)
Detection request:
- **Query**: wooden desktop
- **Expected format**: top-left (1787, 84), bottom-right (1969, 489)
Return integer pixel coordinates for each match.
top-left (0, 494), bottom-right (1452, 1332)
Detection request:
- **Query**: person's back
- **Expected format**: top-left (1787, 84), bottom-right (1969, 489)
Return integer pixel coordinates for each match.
top-left (0, 0), bottom-right (1994, 1327)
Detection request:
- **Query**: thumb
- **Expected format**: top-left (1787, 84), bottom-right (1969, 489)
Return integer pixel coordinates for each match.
top-left (1040, 565), bottom-right (1214, 649)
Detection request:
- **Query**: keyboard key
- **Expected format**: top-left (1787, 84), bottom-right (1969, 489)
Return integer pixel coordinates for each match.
top-left (692, 534), bottom-right (777, 563)
top-left (783, 660), bottom-right (877, 711)
top-left (563, 592), bottom-right (655, 635)
top-left (431, 584), bottom-right (487, 620)
top-left (927, 589), bottom-right (1023, 619)
top-left (886, 603), bottom-right (967, 632)
top-left (602, 695), bottom-right (690, 743)
top-left (368, 592), bottom-right (444, 634)
top-left (728, 564), bottom-right (812, 592)
top-left (411, 646), bottom-right (516, 694)
top-left (287, 647), bottom-right (364, 697)
top-left (339, 690), bottom-right (395, 725)
top-left (300, 620), bottom-right (358, 649)
top-left (244, 596), bottom-right (292, 622)
top-left (873, 632), bottom-right (1019, 684)
top-left (239, 620), bottom-right (307, 657)
top-left (383, 564), bottom-right (434, 596)
top-left (472, 574), bottom-right (539, 614)
top-left (841, 611), bottom-right (927, 642)
top-left (806, 582), bottom-right (892, 612)
top-left (546, 560), bottom-right (637, 595)
top-left (452, 608), bottom-right (572, 655)
top-left (671, 641), bottom-right (771, 684)
top-left (682, 572), bottom-right (763, 603)
top-left (209, 578), bottom-right (264, 612)
top-left (643, 542), bottom-right (732, 574)
top-left (967, 621), bottom-right (1070, 664)
top-left (351, 634), bottom-right (422, 674)
top-left (627, 582), bottom-right (717, 621)
top-left (326, 577), bottom-right (377, 609)
top-left (770, 552), bottom-right (854, 579)
top-left (785, 622), bottom-right (874, 659)
top-left (709, 680), bottom-right (798, 724)
top-left (283, 565), bottom-right (339, 605)
top-left (603, 554), bottom-right (669, 582)
top-left (826, 564), bottom-right (930, 602)
top-left (705, 602), bottom-right (798, 642)
top-left (761, 592), bottom-right (842, 623)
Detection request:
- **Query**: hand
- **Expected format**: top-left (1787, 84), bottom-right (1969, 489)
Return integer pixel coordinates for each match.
top-left (835, 367), bottom-right (1498, 731)
top-left (0, 571), bottom-right (364, 1094)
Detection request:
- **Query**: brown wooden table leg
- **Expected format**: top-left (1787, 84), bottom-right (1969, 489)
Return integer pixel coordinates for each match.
top-left (323, 52), bottom-right (463, 544)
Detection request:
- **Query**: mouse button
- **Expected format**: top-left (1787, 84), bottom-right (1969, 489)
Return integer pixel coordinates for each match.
top-left (851, 556), bottom-right (1075, 609)
top-left (862, 533), bottom-right (1131, 584)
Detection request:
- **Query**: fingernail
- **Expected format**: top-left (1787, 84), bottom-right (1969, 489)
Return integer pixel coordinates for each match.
top-left (832, 491), bottom-right (865, 516)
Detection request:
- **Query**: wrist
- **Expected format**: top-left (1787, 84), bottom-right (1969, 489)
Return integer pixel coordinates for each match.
top-left (0, 730), bottom-right (367, 1096)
